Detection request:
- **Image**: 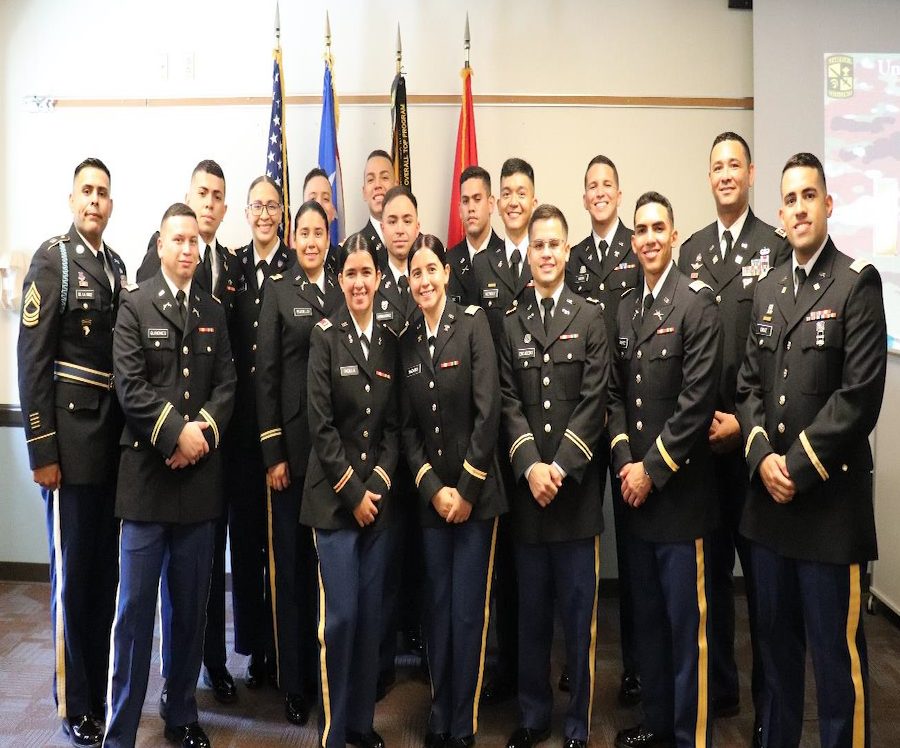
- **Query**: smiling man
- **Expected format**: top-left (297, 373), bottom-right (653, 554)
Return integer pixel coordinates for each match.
top-left (735, 153), bottom-right (886, 748)
top-left (608, 192), bottom-right (722, 748)
top-left (359, 149), bottom-right (397, 270)
top-left (498, 204), bottom-right (608, 748)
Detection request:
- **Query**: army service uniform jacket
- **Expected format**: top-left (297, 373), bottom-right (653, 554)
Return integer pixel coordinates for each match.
top-left (566, 220), bottom-right (639, 347)
top-left (256, 267), bottom-right (343, 478)
top-left (678, 209), bottom-right (791, 412)
top-left (400, 301), bottom-right (508, 528)
top-left (608, 267), bottom-right (723, 543)
top-left (473, 240), bottom-right (534, 347)
top-left (735, 239), bottom-right (886, 564)
top-left (300, 306), bottom-right (401, 531)
top-left (17, 226), bottom-right (127, 484)
top-left (113, 272), bottom-right (236, 523)
top-left (446, 230), bottom-right (505, 307)
top-left (375, 269), bottom-right (418, 337)
top-left (360, 218), bottom-right (389, 272)
top-left (498, 287), bottom-right (609, 544)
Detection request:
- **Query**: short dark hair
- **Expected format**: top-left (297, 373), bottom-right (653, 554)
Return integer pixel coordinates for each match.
top-left (460, 165), bottom-right (492, 193)
top-left (160, 202), bottom-right (198, 230)
top-left (293, 199), bottom-right (329, 234)
top-left (192, 159), bottom-right (225, 188)
top-left (710, 132), bottom-right (752, 164)
top-left (382, 185), bottom-right (417, 214)
top-left (339, 232), bottom-right (380, 273)
top-left (500, 157), bottom-right (535, 187)
top-left (529, 204), bottom-right (568, 239)
top-left (584, 155), bottom-right (619, 188)
top-left (634, 191), bottom-right (674, 225)
top-left (303, 167), bottom-right (329, 192)
top-left (365, 149), bottom-right (393, 168)
top-left (74, 157), bottom-right (110, 183)
top-left (246, 175), bottom-right (280, 203)
top-left (407, 234), bottom-right (447, 273)
top-left (782, 152), bottom-right (827, 191)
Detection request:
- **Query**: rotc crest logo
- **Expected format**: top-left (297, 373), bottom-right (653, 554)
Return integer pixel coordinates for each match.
top-left (826, 54), bottom-right (853, 99)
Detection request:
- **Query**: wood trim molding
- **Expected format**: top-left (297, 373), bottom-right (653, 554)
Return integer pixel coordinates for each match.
top-left (51, 94), bottom-right (753, 110)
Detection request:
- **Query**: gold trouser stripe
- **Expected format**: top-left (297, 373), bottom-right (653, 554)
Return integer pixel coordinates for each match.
top-left (846, 564), bottom-right (866, 748)
top-left (333, 466), bottom-right (353, 493)
top-left (744, 426), bottom-right (769, 459)
top-left (694, 538), bottom-right (710, 748)
top-left (463, 460), bottom-right (487, 481)
top-left (313, 531), bottom-right (332, 748)
top-left (586, 535), bottom-right (601, 729)
top-left (415, 463), bottom-right (432, 488)
top-left (52, 490), bottom-right (67, 718)
top-left (259, 427), bottom-right (282, 442)
top-left (266, 484), bottom-right (281, 688)
top-left (199, 408), bottom-right (220, 449)
top-left (27, 430), bottom-right (56, 444)
top-left (509, 433), bottom-right (534, 461)
top-left (799, 430), bottom-right (830, 481)
top-left (565, 429), bottom-right (593, 461)
top-left (656, 435), bottom-right (679, 473)
top-left (472, 517), bottom-right (499, 734)
top-left (156, 579), bottom-right (166, 675)
top-left (373, 466), bottom-right (391, 490)
top-left (151, 402), bottom-right (173, 446)
top-left (104, 519), bottom-right (124, 736)
top-left (610, 433), bottom-right (629, 449)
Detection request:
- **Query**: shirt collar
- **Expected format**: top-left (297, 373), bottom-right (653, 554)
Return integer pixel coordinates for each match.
top-left (504, 234), bottom-right (529, 264)
top-left (466, 232), bottom-right (492, 261)
top-left (592, 218), bottom-right (621, 252)
top-left (252, 244), bottom-right (270, 269)
top-left (371, 218), bottom-right (386, 244)
top-left (161, 269), bottom-right (192, 299)
top-left (536, 280), bottom-right (565, 313)
top-left (642, 261), bottom-right (675, 301)
top-left (792, 236), bottom-right (829, 278)
top-left (351, 313), bottom-right (374, 343)
top-left (425, 297), bottom-right (448, 340)
top-left (387, 259), bottom-right (407, 286)
top-left (75, 229), bottom-right (103, 257)
top-left (717, 206), bottom-right (749, 247)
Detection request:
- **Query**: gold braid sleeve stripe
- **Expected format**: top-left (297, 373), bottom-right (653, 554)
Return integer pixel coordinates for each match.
top-left (564, 429), bottom-right (593, 460)
top-left (656, 435), bottom-right (679, 473)
top-left (373, 466), bottom-right (391, 490)
top-left (509, 433), bottom-right (534, 461)
top-left (463, 460), bottom-right (488, 481)
top-left (744, 426), bottom-right (769, 458)
top-left (799, 430), bottom-right (829, 481)
top-left (333, 466), bottom-right (354, 493)
top-left (415, 463), bottom-right (432, 488)
top-left (199, 408), bottom-right (221, 449)
top-left (151, 403), bottom-right (174, 446)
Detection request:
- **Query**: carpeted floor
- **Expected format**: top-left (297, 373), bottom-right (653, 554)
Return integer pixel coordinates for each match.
top-left (2, 580), bottom-right (899, 747)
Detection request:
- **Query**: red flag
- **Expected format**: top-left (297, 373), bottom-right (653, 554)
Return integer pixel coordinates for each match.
top-left (446, 66), bottom-right (478, 247)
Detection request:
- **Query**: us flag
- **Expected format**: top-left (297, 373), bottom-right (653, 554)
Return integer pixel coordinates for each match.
top-left (266, 46), bottom-right (291, 243)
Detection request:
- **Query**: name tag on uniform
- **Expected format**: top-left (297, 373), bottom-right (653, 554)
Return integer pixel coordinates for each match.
top-left (518, 347), bottom-right (535, 358)
top-left (376, 311), bottom-right (394, 321)
top-left (148, 328), bottom-right (169, 338)
top-left (406, 364), bottom-right (422, 377)
top-left (293, 307), bottom-right (313, 317)
top-left (340, 365), bottom-right (359, 377)
top-left (75, 289), bottom-right (95, 299)
top-left (482, 288), bottom-right (499, 299)
top-left (450, 294), bottom-right (461, 303)
top-left (575, 273), bottom-right (589, 283)
top-left (756, 323), bottom-right (773, 337)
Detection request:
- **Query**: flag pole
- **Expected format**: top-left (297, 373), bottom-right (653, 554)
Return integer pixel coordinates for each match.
top-left (325, 10), bottom-right (331, 52)
top-left (396, 24), bottom-right (402, 75)
top-left (464, 12), bottom-right (470, 69)
top-left (274, 0), bottom-right (280, 47)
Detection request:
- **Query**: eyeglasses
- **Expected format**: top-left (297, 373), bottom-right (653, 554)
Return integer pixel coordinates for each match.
top-left (529, 239), bottom-right (565, 252)
top-left (247, 201), bottom-right (283, 216)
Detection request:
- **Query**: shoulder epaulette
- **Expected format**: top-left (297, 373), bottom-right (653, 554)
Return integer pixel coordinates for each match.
top-left (316, 318), bottom-right (333, 331)
top-left (775, 227), bottom-right (787, 238)
top-left (125, 283), bottom-right (139, 292)
top-left (689, 280), bottom-right (712, 293)
top-left (849, 258), bottom-right (871, 274)
top-left (270, 273), bottom-right (283, 281)
top-left (585, 296), bottom-right (600, 305)
top-left (43, 234), bottom-right (69, 250)
top-left (465, 305), bottom-right (481, 316)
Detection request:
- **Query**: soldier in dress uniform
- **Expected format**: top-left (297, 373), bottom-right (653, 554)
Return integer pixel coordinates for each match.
top-left (17, 157), bottom-right (125, 748)
top-left (676, 132), bottom-right (791, 731)
top-left (136, 159), bottom-right (239, 711)
top-left (609, 192), bottom-right (722, 748)
top-left (400, 234), bottom-right (507, 748)
top-left (565, 154), bottom-right (641, 707)
top-left (498, 204), bottom-right (608, 748)
top-left (226, 176), bottom-right (295, 688)
top-left (359, 149), bottom-right (397, 271)
top-left (446, 166), bottom-right (503, 307)
top-left (475, 157), bottom-right (539, 707)
top-left (735, 153), bottom-right (886, 748)
top-left (255, 200), bottom-right (343, 726)
top-left (302, 167), bottom-right (341, 275)
top-left (104, 203), bottom-right (235, 748)
top-left (301, 233), bottom-right (400, 748)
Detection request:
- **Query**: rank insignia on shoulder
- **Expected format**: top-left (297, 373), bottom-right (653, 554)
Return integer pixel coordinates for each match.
top-left (45, 234), bottom-right (69, 250)
top-left (689, 280), bottom-right (712, 293)
top-left (465, 305), bottom-right (480, 316)
top-left (849, 258), bottom-right (871, 273)
top-left (775, 227), bottom-right (787, 238)
top-left (316, 318), bottom-right (333, 330)
top-left (125, 283), bottom-right (139, 292)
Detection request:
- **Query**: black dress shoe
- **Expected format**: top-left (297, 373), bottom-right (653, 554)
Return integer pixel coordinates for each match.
top-left (164, 721), bottom-right (211, 747)
top-left (285, 693), bottom-right (310, 726)
top-left (203, 667), bottom-right (237, 704)
top-left (614, 724), bottom-right (675, 748)
top-left (563, 740), bottom-right (585, 748)
top-left (424, 731), bottom-right (449, 748)
top-left (558, 666), bottom-right (570, 693)
top-left (346, 729), bottom-right (386, 748)
top-left (245, 656), bottom-right (266, 690)
top-left (506, 726), bottom-right (550, 748)
top-left (480, 677), bottom-right (515, 706)
top-left (159, 684), bottom-right (169, 720)
top-left (618, 673), bottom-right (642, 707)
top-left (711, 695), bottom-right (741, 719)
top-left (446, 737), bottom-right (475, 748)
top-left (404, 625), bottom-right (425, 653)
top-left (61, 715), bottom-right (103, 748)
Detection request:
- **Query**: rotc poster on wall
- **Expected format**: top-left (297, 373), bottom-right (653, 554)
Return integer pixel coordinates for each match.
top-left (824, 52), bottom-right (900, 351)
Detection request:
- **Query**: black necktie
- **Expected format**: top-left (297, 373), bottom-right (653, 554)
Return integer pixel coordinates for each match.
top-left (510, 248), bottom-right (522, 281)
top-left (200, 247), bottom-right (213, 291)
top-left (643, 292), bottom-right (654, 320)
top-left (597, 239), bottom-right (609, 258)
top-left (360, 333), bottom-right (370, 360)
top-left (256, 260), bottom-right (269, 290)
top-left (794, 267), bottom-right (807, 300)
top-left (722, 230), bottom-right (734, 260)
top-left (541, 297), bottom-right (554, 335)
top-left (398, 275), bottom-right (409, 296)
top-left (97, 248), bottom-right (113, 289)
top-left (175, 289), bottom-right (186, 327)
top-left (428, 335), bottom-right (436, 361)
